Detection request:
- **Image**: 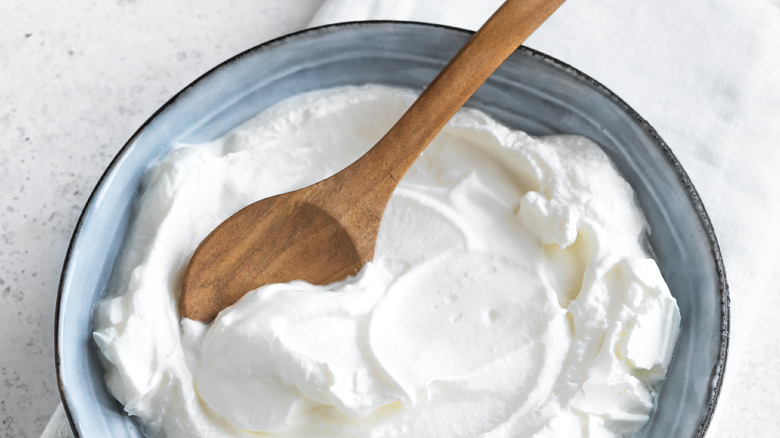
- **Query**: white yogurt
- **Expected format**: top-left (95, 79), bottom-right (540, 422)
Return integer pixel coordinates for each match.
top-left (93, 85), bottom-right (680, 437)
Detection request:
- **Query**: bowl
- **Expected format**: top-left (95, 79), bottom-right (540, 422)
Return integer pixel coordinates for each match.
top-left (56, 21), bottom-right (729, 437)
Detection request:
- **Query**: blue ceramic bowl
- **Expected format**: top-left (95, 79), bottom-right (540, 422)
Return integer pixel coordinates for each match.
top-left (56, 21), bottom-right (729, 437)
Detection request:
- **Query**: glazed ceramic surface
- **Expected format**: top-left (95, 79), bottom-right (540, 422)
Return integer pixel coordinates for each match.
top-left (56, 21), bottom-right (728, 437)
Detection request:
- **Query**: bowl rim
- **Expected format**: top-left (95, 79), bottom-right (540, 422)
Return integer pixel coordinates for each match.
top-left (55, 20), bottom-right (730, 437)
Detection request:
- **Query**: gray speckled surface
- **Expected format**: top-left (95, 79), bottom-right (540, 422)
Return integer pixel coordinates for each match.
top-left (0, 1), bottom-right (323, 436)
top-left (2, 1), bottom-right (780, 437)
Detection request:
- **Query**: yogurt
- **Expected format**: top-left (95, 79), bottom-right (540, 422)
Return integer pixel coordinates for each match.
top-left (93, 85), bottom-right (680, 437)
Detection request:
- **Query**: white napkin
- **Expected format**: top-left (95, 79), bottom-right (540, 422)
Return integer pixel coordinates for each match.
top-left (46, 0), bottom-right (780, 436)
top-left (41, 404), bottom-right (72, 438)
top-left (310, 0), bottom-right (505, 29)
top-left (318, 1), bottom-right (780, 435)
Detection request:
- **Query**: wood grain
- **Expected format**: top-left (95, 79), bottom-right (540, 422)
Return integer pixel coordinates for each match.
top-left (181, 0), bottom-right (567, 322)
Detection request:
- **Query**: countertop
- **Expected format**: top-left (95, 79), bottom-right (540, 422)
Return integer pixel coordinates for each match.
top-left (1, 0), bottom-right (779, 437)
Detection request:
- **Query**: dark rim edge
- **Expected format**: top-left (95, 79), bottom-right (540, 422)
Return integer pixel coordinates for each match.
top-left (54, 20), bottom-right (373, 438)
top-left (55, 19), bottom-right (730, 437)
top-left (513, 43), bottom-right (730, 438)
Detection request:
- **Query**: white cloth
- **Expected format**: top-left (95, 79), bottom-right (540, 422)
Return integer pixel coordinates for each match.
top-left (45, 0), bottom-right (780, 436)
top-left (42, 405), bottom-right (72, 438)
top-left (314, 1), bottom-right (780, 436)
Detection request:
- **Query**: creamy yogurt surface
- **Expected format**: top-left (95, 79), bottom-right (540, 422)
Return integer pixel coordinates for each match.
top-left (93, 85), bottom-right (680, 437)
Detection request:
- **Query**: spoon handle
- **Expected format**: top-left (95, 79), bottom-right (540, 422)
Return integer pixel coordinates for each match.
top-left (323, 0), bottom-right (566, 205)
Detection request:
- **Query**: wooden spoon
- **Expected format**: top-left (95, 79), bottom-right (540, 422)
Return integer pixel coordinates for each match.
top-left (181, 0), bottom-right (566, 322)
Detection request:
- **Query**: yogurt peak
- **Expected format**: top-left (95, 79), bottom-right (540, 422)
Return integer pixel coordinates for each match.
top-left (93, 85), bottom-right (680, 437)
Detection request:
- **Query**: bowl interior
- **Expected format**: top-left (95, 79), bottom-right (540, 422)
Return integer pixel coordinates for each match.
top-left (56, 21), bottom-right (728, 437)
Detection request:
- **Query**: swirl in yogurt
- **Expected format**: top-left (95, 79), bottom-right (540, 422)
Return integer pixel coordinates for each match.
top-left (93, 85), bottom-right (680, 437)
